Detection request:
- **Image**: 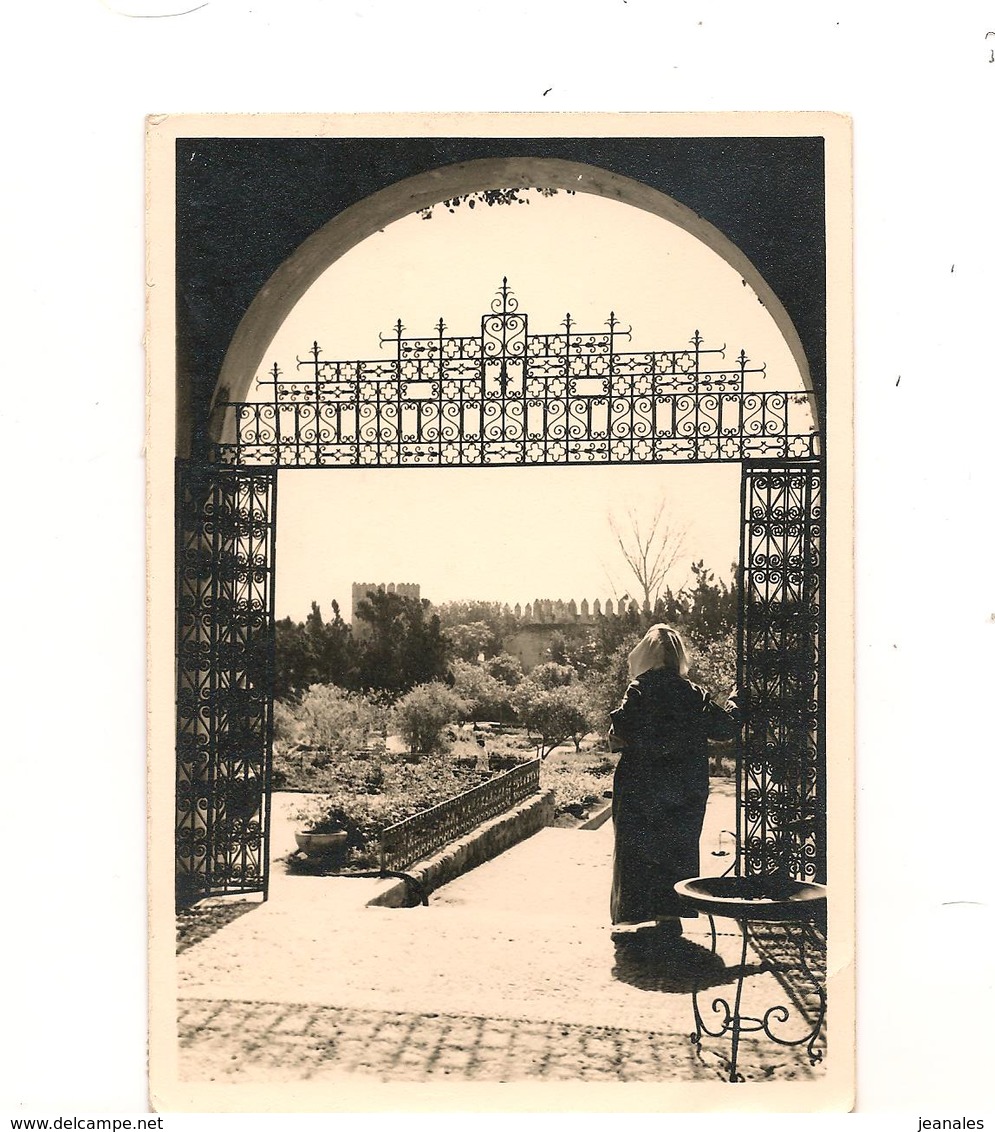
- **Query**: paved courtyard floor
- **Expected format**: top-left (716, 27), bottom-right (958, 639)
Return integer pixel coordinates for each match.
top-left (177, 780), bottom-right (825, 1085)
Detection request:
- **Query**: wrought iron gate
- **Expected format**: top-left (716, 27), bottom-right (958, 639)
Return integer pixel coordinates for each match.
top-left (176, 282), bottom-right (827, 906)
top-left (175, 461), bottom-right (277, 906)
top-left (738, 462), bottom-right (825, 882)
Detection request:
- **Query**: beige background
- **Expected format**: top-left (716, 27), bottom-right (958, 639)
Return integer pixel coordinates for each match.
top-left (4, 3), bottom-right (993, 1123)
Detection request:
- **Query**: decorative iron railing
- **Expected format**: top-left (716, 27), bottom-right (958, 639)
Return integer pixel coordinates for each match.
top-left (379, 759), bottom-right (541, 873)
top-left (216, 280), bottom-right (819, 468)
top-left (180, 284), bottom-right (827, 908)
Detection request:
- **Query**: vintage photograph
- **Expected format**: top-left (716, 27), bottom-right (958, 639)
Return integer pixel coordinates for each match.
top-left (146, 114), bottom-right (854, 1110)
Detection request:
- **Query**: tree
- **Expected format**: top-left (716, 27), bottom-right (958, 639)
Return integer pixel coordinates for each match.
top-left (443, 621), bottom-right (497, 662)
top-left (685, 629), bottom-right (737, 702)
top-left (483, 652), bottom-right (524, 688)
top-left (546, 630), bottom-right (599, 676)
top-left (528, 661), bottom-right (577, 689)
top-left (274, 616), bottom-right (314, 699)
top-left (435, 599), bottom-right (518, 653)
top-left (274, 600), bottom-right (356, 698)
top-left (354, 589), bottom-right (448, 695)
top-left (608, 500), bottom-right (688, 611)
top-left (582, 631), bottom-right (645, 733)
top-left (294, 684), bottom-right (377, 753)
top-left (656, 585), bottom-right (690, 627)
top-left (512, 682), bottom-right (594, 758)
top-left (392, 682), bottom-right (467, 754)
top-left (448, 659), bottom-right (514, 723)
top-left (683, 560), bottom-right (738, 639)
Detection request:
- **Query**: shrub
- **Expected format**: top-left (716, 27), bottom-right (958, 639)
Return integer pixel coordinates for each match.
top-left (542, 760), bottom-right (615, 818)
top-left (685, 628), bottom-right (737, 702)
top-left (584, 626), bottom-right (737, 729)
top-left (291, 793), bottom-right (408, 867)
top-left (294, 684), bottom-right (378, 753)
top-left (272, 698), bottom-right (302, 749)
top-left (393, 682), bottom-right (467, 754)
top-left (483, 652), bottom-right (524, 688)
top-left (448, 659), bottom-right (515, 723)
top-left (528, 661), bottom-right (577, 689)
top-left (582, 632), bottom-right (644, 731)
top-left (290, 752), bottom-right (493, 868)
top-left (443, 621), bottom-right (497, 661)
top-left (363, 762), bottom-right (386, 793)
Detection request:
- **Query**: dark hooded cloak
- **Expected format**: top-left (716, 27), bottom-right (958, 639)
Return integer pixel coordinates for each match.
top-left (608, 668), bottom-right (740, 924)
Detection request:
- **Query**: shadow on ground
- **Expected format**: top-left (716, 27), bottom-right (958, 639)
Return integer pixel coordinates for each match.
top-left (611, 929), bottom-right (764, 995)
top-left (176, 901), bottom-right (259, 954)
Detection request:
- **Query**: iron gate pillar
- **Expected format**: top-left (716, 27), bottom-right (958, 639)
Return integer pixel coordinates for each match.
top-left (175, 460), bottom-right (278, 908)
top-left (738, 460), bottom-right (825, 883)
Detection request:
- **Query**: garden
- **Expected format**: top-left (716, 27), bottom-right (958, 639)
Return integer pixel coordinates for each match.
top-left (273, 688), bottom-right (620, 869)
top-left (269, 559), bottom-right (738, 872)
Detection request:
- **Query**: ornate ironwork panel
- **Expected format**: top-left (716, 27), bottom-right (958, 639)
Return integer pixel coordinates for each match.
top-left (175, 461), bottom-right (277, 907)
top-left (738, 462), bottom-right (825, 882)
top-left (217, 280), bottom-right (819, 468)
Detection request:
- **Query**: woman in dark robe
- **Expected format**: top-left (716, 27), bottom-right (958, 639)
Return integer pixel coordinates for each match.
top-left (608, 624), bottom-right (741, 939)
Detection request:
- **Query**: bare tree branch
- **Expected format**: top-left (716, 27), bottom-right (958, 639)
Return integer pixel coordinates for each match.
top-left (607, 500), bottom-right (689, 611)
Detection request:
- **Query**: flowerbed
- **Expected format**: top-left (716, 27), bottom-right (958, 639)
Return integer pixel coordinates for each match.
top-left (541, 744), bottom-right (617, 821)
top-left (283, 733), bottom-right (535, 869)
top-left (279, 725), bottom-right (636, 868)
top-left (274, 736), bottom-right (494, 795)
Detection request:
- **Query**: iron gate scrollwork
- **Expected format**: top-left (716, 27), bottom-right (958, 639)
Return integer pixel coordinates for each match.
top-left (217, 279), bottom-right (819, 469)
top-left (175, 460), bottom-right (277, 907)
top-left (738, 462), bottom-right (825, 883)
top-left (180, 281), bottom-right (828, 906)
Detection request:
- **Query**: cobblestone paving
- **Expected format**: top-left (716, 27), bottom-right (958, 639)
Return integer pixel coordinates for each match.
top-left (178, 997), bottom-right (815, 1084)
top-left (175, 783), bottom-right (824, 1086)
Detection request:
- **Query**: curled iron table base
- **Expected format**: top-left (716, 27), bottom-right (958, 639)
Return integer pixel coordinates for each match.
top-left (690, 915), bottom-right (826, 1083)
top-left (675, 877), bottom-right (828, 1083)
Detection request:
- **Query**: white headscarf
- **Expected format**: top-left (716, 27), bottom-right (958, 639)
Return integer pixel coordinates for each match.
top-left (627, 624), bottom-right (690, 680)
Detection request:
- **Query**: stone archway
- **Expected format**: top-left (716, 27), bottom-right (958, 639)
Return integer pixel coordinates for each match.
top-left (177, 161), bottom-right (825, 907)
top-left (207, 157), bottom-right (816, 447)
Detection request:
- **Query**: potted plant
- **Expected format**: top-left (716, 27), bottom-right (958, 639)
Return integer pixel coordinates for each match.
top-left (290, 799), bottom-right (348, 858)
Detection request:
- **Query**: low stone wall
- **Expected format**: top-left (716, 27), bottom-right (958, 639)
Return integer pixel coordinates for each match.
top-left (368, 789), bottom-right (556, 908)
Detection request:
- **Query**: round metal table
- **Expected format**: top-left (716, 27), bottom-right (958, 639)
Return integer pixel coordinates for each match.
top-left (673, 875), bottom-right (828, 1083)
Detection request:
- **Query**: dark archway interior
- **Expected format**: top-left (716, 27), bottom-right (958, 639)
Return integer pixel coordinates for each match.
top-left (176, 136), bottom-right (826, 452)
top-left (174, 135), bottom-right (828, 905)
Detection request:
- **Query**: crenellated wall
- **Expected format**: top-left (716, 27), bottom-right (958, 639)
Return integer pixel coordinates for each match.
top-left (513, 595), bottom-right (668, 624)
top-left (498, 595), bottom-right (669, 672)
top-left (348, 581), bottom-right (665, 666)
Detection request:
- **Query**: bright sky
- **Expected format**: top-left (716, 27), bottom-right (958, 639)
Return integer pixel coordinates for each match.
top-left (256, 190), bottom-right (808, 622)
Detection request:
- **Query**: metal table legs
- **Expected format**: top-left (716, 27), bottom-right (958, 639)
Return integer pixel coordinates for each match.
top-left (690, 914), bottom-right (827, 1083)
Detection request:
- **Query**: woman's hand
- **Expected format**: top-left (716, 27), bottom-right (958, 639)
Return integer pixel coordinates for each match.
top-left (725, 685), bottom-right (744, 712)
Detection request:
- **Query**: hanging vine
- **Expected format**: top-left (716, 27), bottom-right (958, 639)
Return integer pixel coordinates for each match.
top-left (417, 186), bottom-right (573, 220)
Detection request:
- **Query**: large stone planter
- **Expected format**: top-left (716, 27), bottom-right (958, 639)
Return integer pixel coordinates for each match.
top-left (295, 830), bottom-right (348, 856)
